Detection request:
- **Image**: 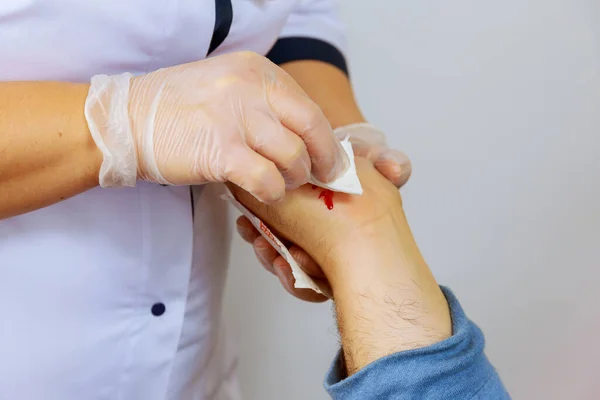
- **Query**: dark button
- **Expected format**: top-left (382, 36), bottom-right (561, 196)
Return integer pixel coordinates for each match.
top-left (151, 303), bottom-right (166, 317)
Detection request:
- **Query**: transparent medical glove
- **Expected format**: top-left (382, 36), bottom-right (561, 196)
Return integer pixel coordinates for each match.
top-left (85, 51), bottom-right (349, 203)
top-left (335, 123), bottom-right (412, 188)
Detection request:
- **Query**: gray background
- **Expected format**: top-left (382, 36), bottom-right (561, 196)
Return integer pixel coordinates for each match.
top-left (224, 0), bottom-right (600, 399)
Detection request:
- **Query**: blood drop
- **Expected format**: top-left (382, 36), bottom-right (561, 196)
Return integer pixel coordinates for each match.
top-left (311, 185), bottom-right (334, 210)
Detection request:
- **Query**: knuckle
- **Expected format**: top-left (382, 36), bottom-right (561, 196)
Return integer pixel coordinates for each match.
top-left (236, 51), bottom-right (266, 71)
top-left (213, 74), bottom-right (245, 90)
top-left (238, 50), bottom-right (260, 60)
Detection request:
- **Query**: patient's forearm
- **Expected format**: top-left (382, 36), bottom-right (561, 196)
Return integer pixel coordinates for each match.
top-left (328, 210), bottom-right (452, 375)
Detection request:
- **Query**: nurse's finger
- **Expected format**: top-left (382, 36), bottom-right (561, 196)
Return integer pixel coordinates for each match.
top-left (245, 113), bottom-right (311, 190)
top-left (352, 143), bottom-right (412, 188)
top-left (253, 236), bottom-right (277, 275)
top-left (222, 144), bottom-right (286, 204)
top-left (236, 216), bottom-right (260, 244)
top-left (373, 149), bottom-right (412, 188)
top-left (273, 259), bottom-right (330, 303)
top-left (265, 84), bottom-right (349, 183)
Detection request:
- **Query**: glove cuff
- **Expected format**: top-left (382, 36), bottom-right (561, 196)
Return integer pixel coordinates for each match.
top-left (85, 73), bottom-right (137, 188)
top-left (333, 122), bottom-right (387, 146)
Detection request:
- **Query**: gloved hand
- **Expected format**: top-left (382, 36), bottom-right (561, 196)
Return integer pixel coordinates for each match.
top-left (334, 123), bottom-right (412, 188)
top-left (84, 51), bottom-right (349, 203)
top-left (237, 122), bottom-right (412, 302)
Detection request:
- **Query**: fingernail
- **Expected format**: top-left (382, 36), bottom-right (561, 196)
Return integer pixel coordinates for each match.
top-left (378, 151), bottom-right (412, 186)
top-left (399, 164), bottom-right (412, 184)
top-left (380, 150), bottom-right (411, 167)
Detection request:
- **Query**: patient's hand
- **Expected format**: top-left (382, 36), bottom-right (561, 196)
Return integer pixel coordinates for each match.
top-left (232, 157), bottom-right (405, 300)
top-left (231, 157), bottom-right (452, 374)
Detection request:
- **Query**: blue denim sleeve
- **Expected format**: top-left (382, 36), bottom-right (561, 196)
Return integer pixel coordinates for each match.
top-left (324, 287), bottom-right (510, 399)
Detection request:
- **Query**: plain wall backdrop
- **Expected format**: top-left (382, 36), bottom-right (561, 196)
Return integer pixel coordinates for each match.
top-left (224, 1), bottom-right (600, 399)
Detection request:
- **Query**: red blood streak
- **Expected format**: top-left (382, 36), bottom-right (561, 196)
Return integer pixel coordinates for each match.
top-left (318, 189), bottom-right (334, 210)
top-left (311, 185), bottom-right (334, 209)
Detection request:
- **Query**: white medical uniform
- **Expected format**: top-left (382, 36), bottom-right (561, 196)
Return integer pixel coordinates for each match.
top-left (0, 1), bottom-right (347, 399)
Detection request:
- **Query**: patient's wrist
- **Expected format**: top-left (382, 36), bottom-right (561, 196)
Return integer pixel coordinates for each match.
top-left (326, 220), bottom-right (453, 374)
top-left (324, 210), bottom-right (426, 285)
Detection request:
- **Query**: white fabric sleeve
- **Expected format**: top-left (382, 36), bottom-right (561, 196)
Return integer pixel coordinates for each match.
top-left (267, 0), bottom-right (348, 74)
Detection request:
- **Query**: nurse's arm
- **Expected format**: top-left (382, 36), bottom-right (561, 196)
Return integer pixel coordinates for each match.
top-left (280, 60), bottom-right (365, 129)
top-left (0, 81), bottom-right (101, 219)
top-left (265, 0), bottom-right (364, 130)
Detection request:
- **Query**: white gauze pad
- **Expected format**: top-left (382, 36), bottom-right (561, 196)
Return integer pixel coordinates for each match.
top-left (308, 137), bottom-right (363, 195)
top-left (222, 137), bottom-right (362, 296)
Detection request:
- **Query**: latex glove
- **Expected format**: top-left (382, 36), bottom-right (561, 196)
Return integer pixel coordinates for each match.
top-left (237, 123), bottom-right (412, 302)
top-left (335, 123), bottom-right (412, 188)
top-left (84, 51), bottom-right (349, 203)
